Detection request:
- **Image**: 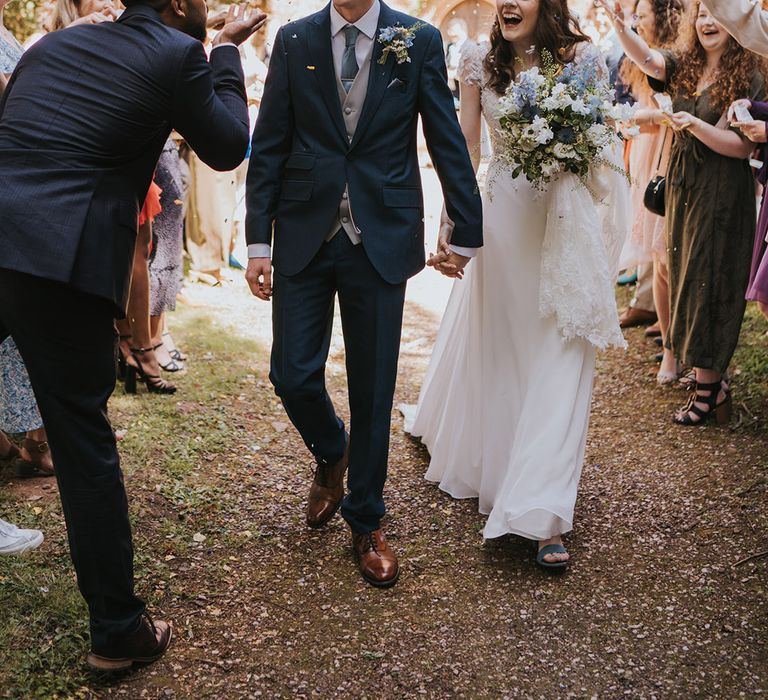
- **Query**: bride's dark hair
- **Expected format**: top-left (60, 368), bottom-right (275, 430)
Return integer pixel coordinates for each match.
top-left (484, 0), bottom-right (591, 95)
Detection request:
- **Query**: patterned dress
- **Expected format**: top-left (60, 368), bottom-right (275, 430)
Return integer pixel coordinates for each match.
top-left (0, 30), bottom-right (43, 434)
top-left (149, 139), bottom-right (185, 315)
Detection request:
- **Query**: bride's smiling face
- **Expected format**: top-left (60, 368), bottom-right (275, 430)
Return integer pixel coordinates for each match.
top-left (496, 0), bottom-right (541, 45)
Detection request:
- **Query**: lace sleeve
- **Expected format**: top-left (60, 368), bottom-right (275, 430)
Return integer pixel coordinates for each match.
top-left (458, 41), bottom-right (487, 88)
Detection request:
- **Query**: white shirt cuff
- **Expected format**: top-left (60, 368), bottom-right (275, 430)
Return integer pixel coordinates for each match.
top-left (449, 245), bottom-right (478, 258)
top-left (248, 244), bottom-right (271, 259)
top-left (211, 43), bottom-right (238, 51)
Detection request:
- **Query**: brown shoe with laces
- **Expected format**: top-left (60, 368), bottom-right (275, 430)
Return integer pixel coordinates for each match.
top-left (86, 613), bottom-right (172, 671)
top-left (306, 438), bottom-right (349, 529)
top-left (351, 528), bottom-right (400, 588)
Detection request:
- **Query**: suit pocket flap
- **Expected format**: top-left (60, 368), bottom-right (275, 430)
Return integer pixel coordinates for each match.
top-left (285, 153), bottom-right (317, 170)
top-left (280, 180), bottom-right (314, 202)
top-left (383, 187), bottom-right (422, 208)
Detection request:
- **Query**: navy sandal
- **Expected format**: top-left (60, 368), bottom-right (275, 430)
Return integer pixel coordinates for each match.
top-left (536, 543), bottom-right (570, 571)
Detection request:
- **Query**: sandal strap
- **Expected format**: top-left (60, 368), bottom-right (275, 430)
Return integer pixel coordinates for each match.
top-left (129, 347), bottom-right (155, 355)
top-left (24, 439), bottom-right (49, 454)
top-left (538, 544), bottom-right (568, 557)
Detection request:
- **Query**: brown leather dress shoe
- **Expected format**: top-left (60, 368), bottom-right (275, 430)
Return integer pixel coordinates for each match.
top-left (619, 307), bottom-right (657, 329)
top-left (87, 613), bottom-right (172, 671)
top-left (306, 440), bottom-right (349, 529)
top-left (351, 529), bottom-right (400, 588)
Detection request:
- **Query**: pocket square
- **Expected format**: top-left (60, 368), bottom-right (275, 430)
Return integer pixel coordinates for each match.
top-left (387, 78), bottom-right (405, 90)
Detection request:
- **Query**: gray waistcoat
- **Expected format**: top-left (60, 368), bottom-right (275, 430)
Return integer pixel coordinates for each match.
top-left (326, 46), bottom-right (373, 245)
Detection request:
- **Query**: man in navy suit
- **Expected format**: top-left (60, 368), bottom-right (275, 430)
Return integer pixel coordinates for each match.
top-left (245, 0), bottom-right (482, 587)
top-left (0, 0), bottom-right (265, 670)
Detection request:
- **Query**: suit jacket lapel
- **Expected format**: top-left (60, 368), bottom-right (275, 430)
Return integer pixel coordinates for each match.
top-left (350, 2), bottom-right (397, 150)
top-left (307, 7), bottom-right (348, 146)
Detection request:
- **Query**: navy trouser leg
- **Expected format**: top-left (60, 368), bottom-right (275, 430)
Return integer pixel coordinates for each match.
top-left (0, 270), bottom-right (145, 653)
top-left (270, 242), bottom-right (346, 464)
top-left (336, 237), bottom-right (406, 533)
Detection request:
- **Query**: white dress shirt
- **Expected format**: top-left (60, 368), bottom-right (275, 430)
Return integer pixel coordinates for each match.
top-left (330, 0), bottom-right (379, 73)
top-left (247, 0), bottom-right (477, 260)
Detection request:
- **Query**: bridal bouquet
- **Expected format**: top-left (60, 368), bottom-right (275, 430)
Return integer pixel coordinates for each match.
top-left (494, 50), bottom-right (634, 191)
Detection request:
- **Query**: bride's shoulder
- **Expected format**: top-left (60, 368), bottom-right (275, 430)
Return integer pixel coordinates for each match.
top-left (458, 40), bottom-right (490, 88)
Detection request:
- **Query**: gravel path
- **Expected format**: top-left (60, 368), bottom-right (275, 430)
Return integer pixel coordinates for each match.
top-left (92, 273), bottom-right (768, 699)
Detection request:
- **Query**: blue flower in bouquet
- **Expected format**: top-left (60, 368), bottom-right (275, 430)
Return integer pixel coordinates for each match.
top-left (556, 127), bottom-right (576, 144)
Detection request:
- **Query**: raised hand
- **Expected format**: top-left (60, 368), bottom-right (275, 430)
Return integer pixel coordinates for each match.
top-left (594, 0), bottom-right (626, 26)
top-left (213, 4), bottom-right (268, 48)
top-left (70, 8), bottom-right (118, 26)
top-left (727, 99), bottom-right (753, 124)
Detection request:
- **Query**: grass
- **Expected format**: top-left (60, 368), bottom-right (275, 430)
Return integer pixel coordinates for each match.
top-left (0, 304), bottom-right (268, 699)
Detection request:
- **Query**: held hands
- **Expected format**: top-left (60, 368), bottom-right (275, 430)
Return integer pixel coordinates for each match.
top-left (246, 258), bottom-right (272, 301)
top-left (213, 4), bottom-right (268, 48)
top-left (427, 233), bottom-right (470, 280)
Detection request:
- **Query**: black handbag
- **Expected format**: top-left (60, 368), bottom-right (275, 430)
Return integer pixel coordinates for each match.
top-left (643, 127), bottom-right (669, 217)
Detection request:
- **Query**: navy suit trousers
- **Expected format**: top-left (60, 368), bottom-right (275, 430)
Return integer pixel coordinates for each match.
top-left (270, 234), bottom-right (406, 533)
top-left (0, 270), bottom-right (145, 653)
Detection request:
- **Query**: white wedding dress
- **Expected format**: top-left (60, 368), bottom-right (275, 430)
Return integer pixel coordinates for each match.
top-left (402, 41), bottom-right (628, 542)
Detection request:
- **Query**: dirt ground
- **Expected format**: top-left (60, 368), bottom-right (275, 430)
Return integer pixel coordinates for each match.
top-left (2, 263), bottom-right (767, 698)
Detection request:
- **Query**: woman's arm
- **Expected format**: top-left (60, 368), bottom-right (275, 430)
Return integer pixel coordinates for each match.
top-left (633, 107), bottom-right (665, 134)
top-left (671, 112), bottom-right (755, 159)
top-left (438, 80), bottom-right (482, 235)
top-left (459, 81), bottom-right (483, 174)
top-left (597, 0), bottom-right (667, 81)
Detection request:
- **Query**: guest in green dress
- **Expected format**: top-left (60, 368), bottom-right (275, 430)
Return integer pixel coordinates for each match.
top-left (601, 0), bottom-right (767, 426)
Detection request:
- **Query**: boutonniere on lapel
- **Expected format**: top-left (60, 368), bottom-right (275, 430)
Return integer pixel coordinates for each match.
top-left (377, 22), bottom-right (426, 65)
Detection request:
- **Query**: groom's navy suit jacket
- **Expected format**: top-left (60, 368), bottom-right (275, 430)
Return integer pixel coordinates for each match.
top-left (0, 5), bottom-right (250, 311)
top-left (246, 2), bottom-right (483, 284)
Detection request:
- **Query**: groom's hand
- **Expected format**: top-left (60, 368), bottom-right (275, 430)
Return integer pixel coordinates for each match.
top-left (426, 222), bottom-right (453, 269)
top-left (246, 258), bottom-right (272, 301)
top-left (433, 251), bottom-right (471, 280)
top-left (213, 4), bottom-right (268, 48)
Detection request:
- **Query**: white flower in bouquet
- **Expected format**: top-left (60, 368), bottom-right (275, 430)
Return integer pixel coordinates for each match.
top-left (553, 142), bottom-right (577, 159)
top-left (493, 49), bottom-right (636, 191)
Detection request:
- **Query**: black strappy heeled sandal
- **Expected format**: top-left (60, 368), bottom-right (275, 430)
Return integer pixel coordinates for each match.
top-left (125, 347), bottom-right (177, 395)
top-left (117, 334), bottom-right (132, 381)
top-left (162, 331), bottom-right (187, 362)
top-left (154, 343), bottom-right (183, 373)
top-left (673, 380), bottom-right (731, 426)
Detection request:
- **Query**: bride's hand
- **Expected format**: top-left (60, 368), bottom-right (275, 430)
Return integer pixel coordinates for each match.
top-left (427, 219), bottom-right (454, 269)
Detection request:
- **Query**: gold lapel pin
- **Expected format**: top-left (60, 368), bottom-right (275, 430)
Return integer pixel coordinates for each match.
top-left (307, 65), bottom-right (316, 70)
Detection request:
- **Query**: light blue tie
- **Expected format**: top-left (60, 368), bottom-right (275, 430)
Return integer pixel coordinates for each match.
top-left (341, 25), bottom-right (361, 93)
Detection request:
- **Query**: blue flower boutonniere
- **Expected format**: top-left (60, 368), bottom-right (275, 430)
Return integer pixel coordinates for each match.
top-left (377, 22), bottom-right (426, 65)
